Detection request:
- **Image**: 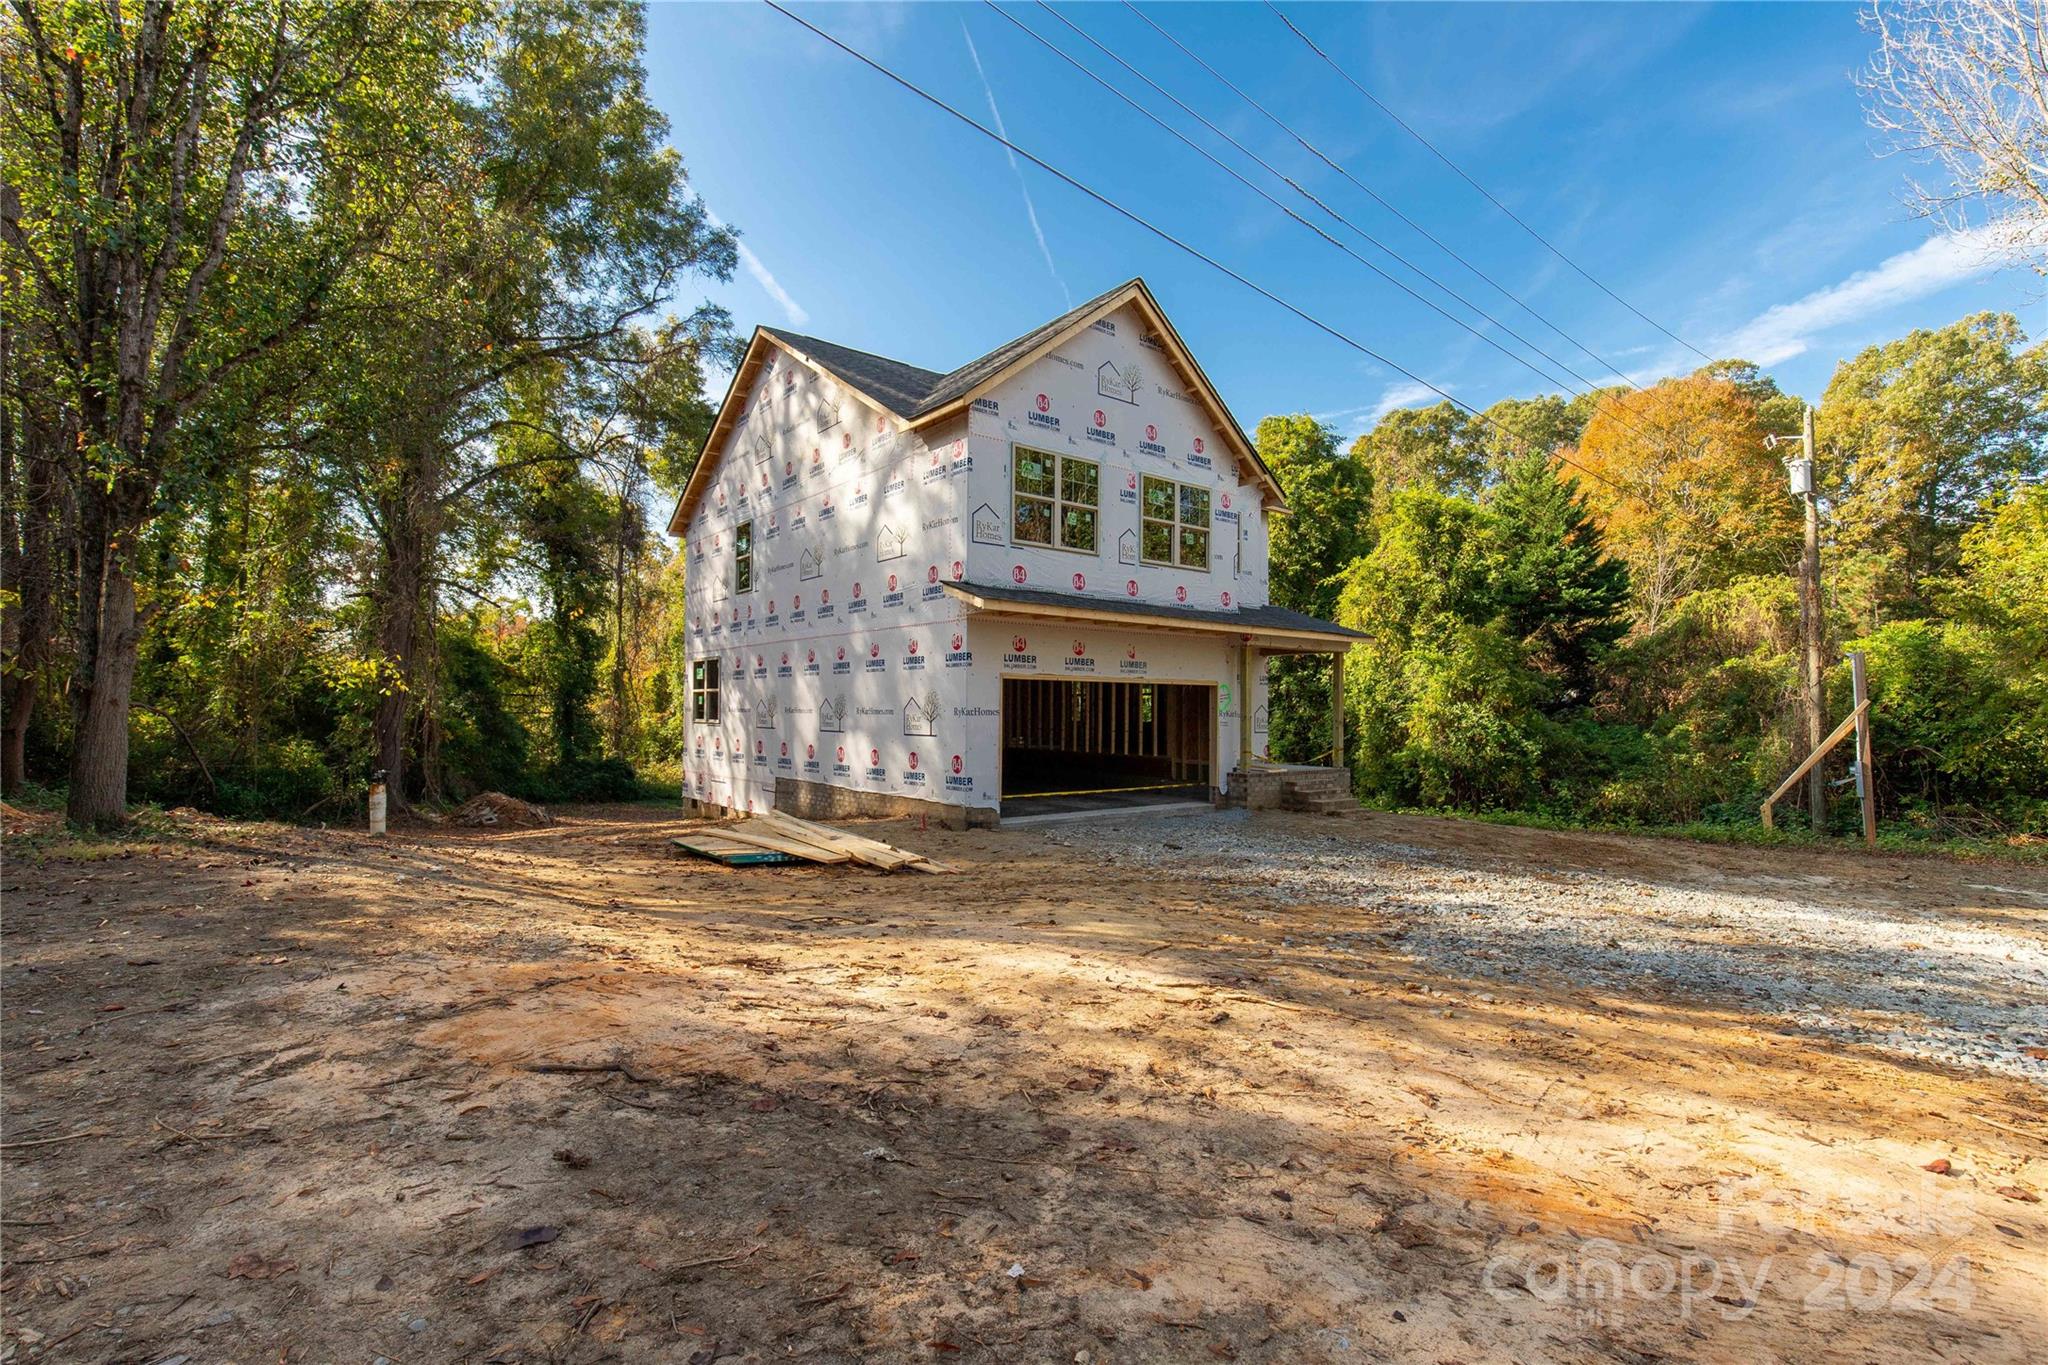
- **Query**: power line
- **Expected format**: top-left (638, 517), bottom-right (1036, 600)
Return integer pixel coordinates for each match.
top-left (1262, 0), bottom-right (1720, 366)
top-left (1013, 2), bottom-right (1698, 461)
top-left (1119, 0), bottom-right (1649, 393)
top-left (760, 0), bottom-right (1715, 536)
top-left (1084, 1), bottom-right (1728, 489)
top-left (990, 3), bottom-right (1602, 410)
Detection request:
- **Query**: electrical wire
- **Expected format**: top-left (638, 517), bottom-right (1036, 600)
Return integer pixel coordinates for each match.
top-left (759, 0), bottom-right (1719, 536)
top-left (990, 2), bottom-right (1594, 405)
top-left (1262, 0), bottom-right (1720, 366)
top-left (1014, 1), bottom-right (1682, 456)
top-left (1097, 1), bottom-right (1726, 489)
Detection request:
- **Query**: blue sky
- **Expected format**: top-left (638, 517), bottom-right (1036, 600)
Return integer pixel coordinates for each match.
top-left (645, 1), bottom-right (2038, 441)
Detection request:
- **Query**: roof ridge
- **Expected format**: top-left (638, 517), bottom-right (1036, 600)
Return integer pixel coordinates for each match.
top-left (762, 279), bottom-right (1144, 422)
top-left (910, 278), bottom-right (1142, 416)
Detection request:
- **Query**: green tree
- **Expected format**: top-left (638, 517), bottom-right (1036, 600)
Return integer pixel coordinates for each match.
top-left (1333, 471), bottom-right (1630, 809)
top-left (1940, 484), bottom-right (2048, 657)
top-left (1254, 413), bottom-right (1372, 763)
top-left (1, 0), bottom-right (466, 825)
top-left (1473, 392), bottom-right (1600, 469)
top-left (1350, 400), bottom-right (1487, 513)
top-left (1841, 619), bottom-right (2046, 832)
top-left (1819, 312), bottom-right (2048, 613)
top-left (315, 0), bottom-right (734, 804)
top-left (1485, 452), bottom-right (1630, 710)
top-left (1257, 414), bottom-right (1372, 618)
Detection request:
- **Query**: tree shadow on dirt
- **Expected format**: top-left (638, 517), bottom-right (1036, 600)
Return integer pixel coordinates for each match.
top-left (3, 809), bottom-right (2040, 1363)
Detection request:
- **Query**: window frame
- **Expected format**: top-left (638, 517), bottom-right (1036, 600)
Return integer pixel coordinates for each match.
top-left (1011, 444), bottom-right (1100, 555)
top-left (690, 657), bottom-right (721, 724)
top-left (1141, 475), bottom-right (1212, 572)
top-left (733, 519), bottom-right (754, 594)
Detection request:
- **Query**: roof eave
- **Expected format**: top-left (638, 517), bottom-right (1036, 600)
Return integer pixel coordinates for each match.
top-left (941, 583), bottom-right (1360, 648)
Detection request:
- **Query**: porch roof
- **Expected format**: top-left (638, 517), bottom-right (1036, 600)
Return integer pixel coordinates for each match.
top-left (941, 580), bottom-right (1364, 652)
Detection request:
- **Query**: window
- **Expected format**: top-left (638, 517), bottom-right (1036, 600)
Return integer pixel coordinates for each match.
top-left (1013, 446), bottom-right (1099, 553)
top-left (1142, 476), bottom-right (1211, 570)
top-left (690, 657), bottom-right (721, 723)
top-left (733, 519), bottom-right (753, 594)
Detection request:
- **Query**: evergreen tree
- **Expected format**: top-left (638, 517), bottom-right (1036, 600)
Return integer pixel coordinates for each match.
top-left (1486, 452), bottom-right (1630, 711)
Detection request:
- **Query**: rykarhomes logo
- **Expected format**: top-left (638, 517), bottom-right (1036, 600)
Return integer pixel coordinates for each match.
top-left (1096, 360), bottom-right (1141, 404)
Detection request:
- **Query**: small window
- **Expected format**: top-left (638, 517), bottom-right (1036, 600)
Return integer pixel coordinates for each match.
top-left (733, 520), bottom-right (753, 594)
top-left (1142, 476), bottom-right (1210, 570)
top-left (690, 657), bottom-right (721, 723)
top-left (1013, 446), bottom-right (1098, 554)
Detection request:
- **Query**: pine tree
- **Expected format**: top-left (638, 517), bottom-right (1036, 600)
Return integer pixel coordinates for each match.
top-left (1485, 451), bottom-right (1630, 711)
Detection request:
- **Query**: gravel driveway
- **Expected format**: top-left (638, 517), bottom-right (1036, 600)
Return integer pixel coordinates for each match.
top-left (1047, 809), bottom-right (2048, 1085)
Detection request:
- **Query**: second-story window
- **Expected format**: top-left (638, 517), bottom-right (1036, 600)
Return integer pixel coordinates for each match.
top-left (733, 519), bottom-right (753, 593)
top-left (1142, 476), bottom-right (1211, 570)
top-left (1012, 447), bottom-right (1099, 553)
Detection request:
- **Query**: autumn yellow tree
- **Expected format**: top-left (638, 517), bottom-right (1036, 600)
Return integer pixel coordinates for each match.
top-left (1570, 374), bottom-right (1799, 630)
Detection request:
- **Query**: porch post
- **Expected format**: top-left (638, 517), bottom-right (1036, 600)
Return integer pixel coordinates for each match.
top-left (1330, 647), bottom-right (1346, 769)
top-left (1238, 639), bottom-right (1255, 771)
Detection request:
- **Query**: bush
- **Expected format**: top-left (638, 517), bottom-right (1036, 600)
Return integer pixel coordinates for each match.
top-left (1844, 620), bottom-right (2048, 832)
top-left (212, 738), bottom-right (339, 819)
top-left (515, 756), bottom-right (643, 804)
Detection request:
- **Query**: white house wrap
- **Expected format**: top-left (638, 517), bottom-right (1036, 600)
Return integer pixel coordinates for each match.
top-left (667, 279), bottom-right (1362, 824)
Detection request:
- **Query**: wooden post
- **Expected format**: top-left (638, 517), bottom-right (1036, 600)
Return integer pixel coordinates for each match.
top-left (1851, 650), bottom-right (1876, 848)
top-left (1238, 639), bottom-right (1254, 772)
top-left (1761, 699), bottom-right (1869, 830)
top-left (1330, 648), bottom-right (1346, 769)
top-left (1798, 405), bottom-right (1827, 835)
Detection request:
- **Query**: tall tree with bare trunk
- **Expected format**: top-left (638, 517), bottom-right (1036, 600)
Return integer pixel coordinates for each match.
top-left (313, 0), bottom-right (733, 806)
top-left (0, 0), bottom-right (463, 825)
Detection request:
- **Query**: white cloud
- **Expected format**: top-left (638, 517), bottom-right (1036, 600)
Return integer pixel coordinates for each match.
top-left (708, 208), bottom-right (808, 328)
top-left (1716, 227), bottom-right (2009, 366)
top-left (1370, 380), bottom-right (1440, 420)
top-left (1306, 382), bottom-right (1444, 444)
top-left (963, 21), bottom-right (1070, 307)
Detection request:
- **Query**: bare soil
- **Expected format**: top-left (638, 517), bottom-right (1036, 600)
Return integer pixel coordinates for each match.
top-left (3, 804), bottom-right (2044, 1364)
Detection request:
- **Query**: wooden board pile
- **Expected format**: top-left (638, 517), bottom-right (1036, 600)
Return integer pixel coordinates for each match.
top-left (673, 810), bottom-right (950, 873)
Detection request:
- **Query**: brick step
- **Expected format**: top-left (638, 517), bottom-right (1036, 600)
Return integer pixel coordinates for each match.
top-left (1230, 766), bottom-right (1353, 812)
top-left (1282, 794), bottom-right (1355, 814)
top-left (1281, 775), bottom-right (1352, 795)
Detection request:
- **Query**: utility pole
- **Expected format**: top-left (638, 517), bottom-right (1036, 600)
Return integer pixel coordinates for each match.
top-left (1771, 408), bottom-right (1827, 833)
top-left (1798, 406), bottom-right (1826, 834)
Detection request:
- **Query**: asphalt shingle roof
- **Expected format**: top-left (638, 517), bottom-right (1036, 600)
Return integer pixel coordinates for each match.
top-left (755, 328), bottom-right (946, 421)
top-left (762, 278), bottom-right (1140, 421)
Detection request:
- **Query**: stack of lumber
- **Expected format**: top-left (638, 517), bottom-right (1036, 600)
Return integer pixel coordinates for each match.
top-left (670, 830), bottom-right (802, 866)
top-left (673, 809), bottom-right (950, 873)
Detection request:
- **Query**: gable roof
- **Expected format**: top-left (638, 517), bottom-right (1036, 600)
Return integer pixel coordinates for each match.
top-left (668, 278), bottom-right (1283, 533)
top-left (760, 278), bottom-right (1136, 424)
top-left (754, 327), bottom-right (946, 420)
top-left (907, 278), bottom-right (1139, 417)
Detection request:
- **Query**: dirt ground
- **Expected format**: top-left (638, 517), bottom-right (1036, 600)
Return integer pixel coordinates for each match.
top-left (3, 804), bottom-right (2044, 1364)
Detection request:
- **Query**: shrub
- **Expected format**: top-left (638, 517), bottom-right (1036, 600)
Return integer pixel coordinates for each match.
top-left (1844, 620), bottom-right (2048, 832)
top-left (516, 756), bottom-right (642, 805)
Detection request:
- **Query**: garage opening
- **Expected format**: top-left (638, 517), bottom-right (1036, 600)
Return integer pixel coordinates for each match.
top-left (1001, 678), bottom-right (1212, 813)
